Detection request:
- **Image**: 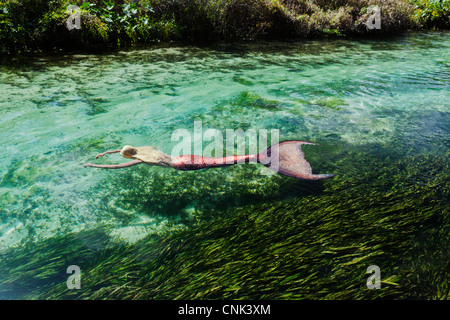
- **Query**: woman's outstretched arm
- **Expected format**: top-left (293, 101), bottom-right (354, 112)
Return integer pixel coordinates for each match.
top-left (83, 159), bottom-right (143, 169)
top-left (95, 149), bottom-right (122, 159)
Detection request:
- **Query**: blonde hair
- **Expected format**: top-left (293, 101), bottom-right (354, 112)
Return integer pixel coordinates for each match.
top-left (120, 145), bottom-right (173, 166)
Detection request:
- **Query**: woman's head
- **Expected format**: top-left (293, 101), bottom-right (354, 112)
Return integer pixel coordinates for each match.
top-left (120, 145), bottom-right (138, 159)
top-left (119, 145), bottom-right (174, 166)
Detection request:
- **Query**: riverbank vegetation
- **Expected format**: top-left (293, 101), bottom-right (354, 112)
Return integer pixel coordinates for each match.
top-left (0, 0), bottom-right (449, 55)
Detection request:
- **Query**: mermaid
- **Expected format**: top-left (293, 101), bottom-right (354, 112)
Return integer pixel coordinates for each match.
top-left (83, 140), bottom-right (334, 180)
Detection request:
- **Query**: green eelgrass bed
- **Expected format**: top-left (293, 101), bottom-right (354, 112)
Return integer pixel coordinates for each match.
top-left (0, 142), bottom-right (448, 300)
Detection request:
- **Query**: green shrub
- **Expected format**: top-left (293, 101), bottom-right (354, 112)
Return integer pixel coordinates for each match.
top-left (0, 0), bottom-right (448, 54)
top-left (410, 0), bottom-right (450, 28)
top-left (0, 0), bottom-right (55, 54)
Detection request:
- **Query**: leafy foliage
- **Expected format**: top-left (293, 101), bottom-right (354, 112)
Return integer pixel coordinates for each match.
top-left (409, 0), bottom-right (450, 28)
top-left (0, 0), bottom-right (448, 54)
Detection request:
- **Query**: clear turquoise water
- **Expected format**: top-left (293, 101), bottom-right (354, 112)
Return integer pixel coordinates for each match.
top-left (0, 32), bottom-right (449, 251)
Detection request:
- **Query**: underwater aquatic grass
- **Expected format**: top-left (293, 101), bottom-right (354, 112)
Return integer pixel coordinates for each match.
top-left (0, 144), bottom-right (447, 300)
top-left (92, 158), bottom-right (294, 223)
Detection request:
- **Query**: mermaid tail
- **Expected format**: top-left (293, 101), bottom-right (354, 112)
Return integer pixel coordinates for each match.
top-left (173, 140), bottom-right (334, 180)
top-left (258, 140), bottom-right (335, 180)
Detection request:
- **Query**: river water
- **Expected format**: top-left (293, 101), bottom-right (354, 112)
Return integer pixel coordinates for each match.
top-left (0, 32), bottom-right (448, 256)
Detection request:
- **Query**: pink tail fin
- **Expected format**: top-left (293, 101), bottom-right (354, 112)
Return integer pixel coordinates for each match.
top-left (258, 140), bottom-right (335, 180)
